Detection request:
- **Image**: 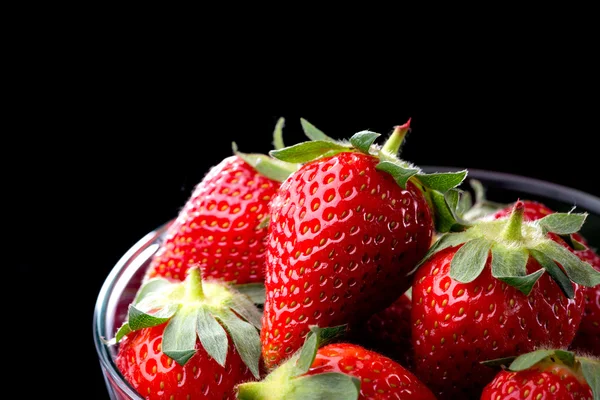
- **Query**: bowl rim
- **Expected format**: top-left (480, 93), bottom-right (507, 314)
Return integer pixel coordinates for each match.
top-left (92, 167), bottom-right (600, 398)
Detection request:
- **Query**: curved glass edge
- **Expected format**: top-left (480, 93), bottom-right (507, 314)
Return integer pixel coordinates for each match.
top-left (93, 224), bottom-right (169, 399)
top-left (92, 168), bottom-right (600, 398)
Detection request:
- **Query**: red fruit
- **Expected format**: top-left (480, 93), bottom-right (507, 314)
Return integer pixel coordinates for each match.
top-left (237, 325), bottom-right (437, 400)
top-left (112, 267), bottom-right (264, 400)
top-left (480, 349), bottom-right (597, 400)
top-left (493, 200), bottom-right (600, 356)
top-left (146, 125), bottom-right (297, 284)
top-left (116, 323), bottom-right (252, 399)
top-left (412, 201), bottom-right (599, 398)
top-left (308, 343), bottom-right (437, 400)
top-left (260, 120), bottom-right (467, 368)
top-left (351, 290), bottom-right (414, 369)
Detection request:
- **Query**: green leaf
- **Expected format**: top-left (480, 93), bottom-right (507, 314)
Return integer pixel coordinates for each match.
top-left (292, 325), bottom-right (348, 377)
top-left (162, 308), bottom-right (198, 366)
top-left (579, 357), bottom-right (600, 400)
top-left (114, 322), bottom-right (132, 344)
top-left (133, 278), bottom-right (172, 304)
top-left (470, 179), bottom-right (487, 204)
top-left (128, 304), bottom-right (177, 331)
top-left (273, 117), bottom-right (285, 150)
top-left (449, 188), bottom-right (473, 221)
top-left (285, 373), bottom-right (361, 400)
top-left (293, 331), bottom-right (318, 377)
top-left (530, 249), bottom-right (575, 299)
top-left (553, 350), bottom-right (575, 367)
top-left (535, 240), bottom-right (600, 287)
top-left (375, 161), bottom-right (419, 189)
top-left (228, 292), bottom-right (263, 329)
top-left (490, 245), bottom-right (542, 295)
top-left (509, 349), bottom-right (556, 371)
top-left (216, 308), bottom-right (262, 379)
top-left (570, 236), bottom-right (588, 251)
top-left (537, 212), bottom-right (587, 235)
top-left (300, 118), bottom-right (335, 142)
top-left (269, 141), bottom-right (349, 163)
top-left (560, 234), bottom-right (588, 251)
top-left (410, 232), bottom-right (471, 274)
top-left (450, 238), bottom-right (493, 283)
top-left (349, 130), bottom-right (380, 154)
top-left (480, 356), bottom-right (518, 369)
top-left (415, 170), bottom-right (468, 194)
top-left (196, 307), bottom-right (228, 367)
top-left (429, 189), bottom-right (462, 233)
top-left (233, 142), bottom-right (299, 182)
top-left (234, 283), bottom-right (266, 305)
top-left (500, 269), bottom-right (545, 296)
top-left (440, 188), bottom-right (473, 228)
top-left (491, 244), bottom-right (528, 278)
top-left (312, 325), bottom-right (348, 348)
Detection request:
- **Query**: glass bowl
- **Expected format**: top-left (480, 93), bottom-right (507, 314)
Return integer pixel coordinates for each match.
top-left (92, 167), bottom-right (600, 399)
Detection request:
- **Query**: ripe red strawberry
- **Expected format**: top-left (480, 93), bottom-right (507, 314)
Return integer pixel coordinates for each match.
top-left (411, 201), bottom-right (600, 398)
top-left (480, 349), bottom-right (598, 400)
top-left (237, 326), bottom-right (437, 400)
top-left (145, 118), bottom-right (298, 284)
top-left (350, 289), bottom-right (414, 369)
top-left (493, 200), bottom-right (600, 356)
top-left (111, 266), bottom-right (263, 399)
top-left (260, 119), bottom-right (467, 368)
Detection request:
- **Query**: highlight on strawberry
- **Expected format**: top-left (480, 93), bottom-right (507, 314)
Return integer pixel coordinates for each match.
top-left (109, 266), bottom-right (263, 399)
top-left (410, 200), bottom-right (600, 398)
top-left (145, 117), bottom-right (299, 285)
top-left (260, 119), bottom-right (468, 369)
top-left (237, 325), bottom-right (436, 400)
top-left (480, 349), bottom-right (599, 400)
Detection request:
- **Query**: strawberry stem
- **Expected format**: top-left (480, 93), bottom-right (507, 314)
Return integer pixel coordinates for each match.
top-left (501, 200), bottom-right (525, 242)
top-left (185, 266), bottom-right (205, 300)
top-left (381, 118), bottom-right (411, 157)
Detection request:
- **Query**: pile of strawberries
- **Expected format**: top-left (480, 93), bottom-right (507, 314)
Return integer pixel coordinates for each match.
top-left (108, 119), bottom-right (600, 400)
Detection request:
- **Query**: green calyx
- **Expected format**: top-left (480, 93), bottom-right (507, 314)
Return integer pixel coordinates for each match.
top-left (268, 118), bottom-right (467, 233)
top-left (415, 201), bottom-right (600, 298)
top-left (233, 117), bottom-right (300, 183)
top-left (110, 266), bottom-right (263, 378)
top-left (236, 325), bottom-right (360, 400)
top-left (481, 349), bottom-right (600, 400)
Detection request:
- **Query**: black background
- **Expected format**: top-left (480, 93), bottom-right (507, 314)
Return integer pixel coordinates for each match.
top-left (16, 39), bottom-right (598, 398)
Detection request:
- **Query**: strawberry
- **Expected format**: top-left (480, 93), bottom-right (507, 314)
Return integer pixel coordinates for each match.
top-left (411, 201), bottom-right (600, 398)
top-left (480, 349), bottom-right (598, 400)
top-left (145, 118), bottom-right (298, 284)
top-left (492, 199), bottom-right (600, 357)
top-left (237, 326), bottom-right (437, 400)
top-left (350, 289), bottom-right (414, 369)
top-left (260, 119), bottom-right (467, 368)
top-left (110, 266), bottom-right (263, 399)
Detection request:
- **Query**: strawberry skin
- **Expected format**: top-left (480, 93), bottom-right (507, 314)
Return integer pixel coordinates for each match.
top-left (481, 364), bottom-right (593, 400)
top-left (308, 343), bottom-right (437, 400)
top-left (351, 291), bottom-right (414, 369)
top-left (262, 151), bottom-right (433, 368)
top-left (412, 245), bottom-right (584, 398)
top-left (116, 323), bottom-right (253, 400)
top-left (146, 155), bottom-right (281, 284)
top-left (493, 200), bottom-right (600, 356)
